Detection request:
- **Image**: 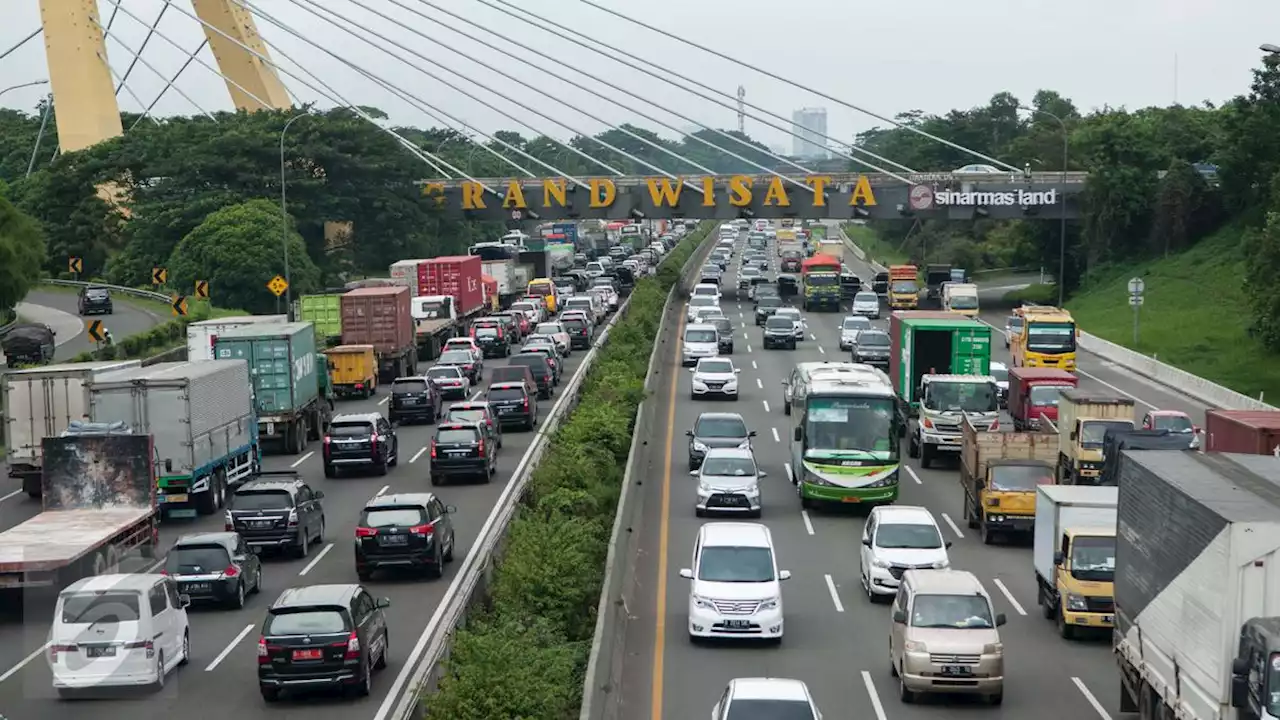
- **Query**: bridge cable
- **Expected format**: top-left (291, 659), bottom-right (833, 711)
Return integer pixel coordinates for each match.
top-left (97, 21), bottom-right (217, 122)
top-left (128, 39), bottom-right (210, 132)
top-left (480, 0), bottom-right (917, 179)
top-left (98, 53), bottom-right (160, 126)
top-left (241, 0), bottom-right (607, 182)
top-left (0, 28), bottom-right (41, 61)
top-left (573, 0), bottom-right (1023, 173)
top-left (112, 3), bottom-right (170, 98)
top-left (109, 0), bottom-right (469, 187)
top-left (267, 0), bottom-right (680, 183)
top-left (394, 0), bottom-right (816, 194)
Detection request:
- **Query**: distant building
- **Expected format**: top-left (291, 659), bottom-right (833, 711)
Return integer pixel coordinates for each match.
top-left (791, 108), bottom-right (829, 160)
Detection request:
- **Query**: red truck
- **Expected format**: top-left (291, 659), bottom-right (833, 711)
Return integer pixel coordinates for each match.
top-left (341, 286), bottom-right (418, 383)
top-left (1203, 409), bottom-right (1280, 454)
top-left (1008, 367), bottom-right (1078, 431)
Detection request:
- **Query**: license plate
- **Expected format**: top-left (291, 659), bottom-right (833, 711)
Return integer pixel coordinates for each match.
top-left (723, 620), bottom-right (750, 629)
top-left (184, 582), bottom-right (211, 592)
top-left (378, 535), bottom-right (408, 546)
top-left (85, 646), bottom-right (115, 658)
top-left (1102, 615), bottom-right (1114, 624)
top-left (841, 496), bottom-right (861, 503)
top-left (161, 494), bottom-right (189, 504)
top-left (292, 648), bottom-right (323, 661)
top-left (401, 398), bottom-right (417, 404)
top-left (266, 422), bottom-right (275, 436)
top-left (251, 520), bottom-right (274, 528)
top-left (498, 407), bottom-right (513, 414)
top-left (941, 665), bottom-right (973, 676)
top-left (446, 450), bottom-right (469, 457)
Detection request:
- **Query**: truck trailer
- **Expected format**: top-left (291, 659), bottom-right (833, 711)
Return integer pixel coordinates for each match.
top-left (3, 359), bottom-right (143, 497)
top-left (1033, 485), bottom-right (1117, 640)
top-left (87, 360), bottom-right (258, 518)
top-left (341, 286), bottom-right (418, 383)
top-left (297, 293), bottom-right (345, 345)
top-left (1114, 450), bottom-right (1280, 720)
top-left (1204, 409), bottom-right (1280, 455)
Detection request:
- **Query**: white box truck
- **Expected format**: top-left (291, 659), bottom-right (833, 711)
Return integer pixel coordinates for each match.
top-left (1032, 485), bottom-right (1117, 639)
top-left (1115, 450), bottom-right (1280, 720)
top-left (186, 315), bottom-right (288, 361)
top-left (3, 360), bottom-right (142, 497)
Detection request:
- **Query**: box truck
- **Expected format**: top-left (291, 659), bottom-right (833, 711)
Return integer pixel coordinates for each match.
top-left (1033, 485), bottom-right (1117, 640)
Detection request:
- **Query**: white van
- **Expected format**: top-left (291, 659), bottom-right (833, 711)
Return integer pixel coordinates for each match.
top-left (50, 573), bottom-right (191, 695)
top-left (682, 323), bottom-right (721, 366)
top-left (680, 522), bottom-right (790, 642)
top-left (692, 283), bottom-right (722, 302)
top-left (563, 295), bottom-right (603, 324)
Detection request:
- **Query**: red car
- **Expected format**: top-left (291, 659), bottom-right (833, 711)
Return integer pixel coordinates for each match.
top-left (1140, 409), bottom-right (1201, 449)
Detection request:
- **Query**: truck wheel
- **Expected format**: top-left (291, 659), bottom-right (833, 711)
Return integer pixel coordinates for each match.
top-left (1040, 590), bottom-right (1055, 619)
top-left (194, 473), bottom-right (221, 516)
top-left (920, 443), bottom-right (933, 469)
top-left (980, 520), bottom-right (995, 545)
top-left (307, 410), bottom-right (322, 442)
top-left (907, 434), bottom-right (919, 459)
top-left (1057, 607), bottom-right (1075, 639)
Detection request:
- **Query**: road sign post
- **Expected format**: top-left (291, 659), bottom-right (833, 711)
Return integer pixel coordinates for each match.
top-left (151, 267), bottom-right (168, 286)
top-left (194, 280), bottom-right (209, 299)
top-left (1128, 277), bottom-right (1145, 347)
top-left (86, 320), bottom-right (104, 344)
top-left (68, 256), bottom-right (82, 280)
top-left (171, 296), bottom-right (188, 317)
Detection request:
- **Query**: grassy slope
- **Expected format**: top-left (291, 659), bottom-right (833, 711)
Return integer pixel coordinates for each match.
top-left (32, 283), bottom-right (243, 321)
top-left (841, 223), bottom-right (909, 266)
top-left (1066, 224), bottom-right (1280, 401)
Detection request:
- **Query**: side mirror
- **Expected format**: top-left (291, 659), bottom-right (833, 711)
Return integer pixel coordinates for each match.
top-left (179, 594), bottom-right (191, 609)
top-left (748, 430), bottom-right (757, 437)
top-left (1232, 657), bottom-right (1250, 676)
top-left (734, 368), bottom-right (741, 374)
top-left (233, 555), bottom-right (247, 563)
top-left (861, 537), bottom-right (871, 546)
top-left (375, 597), bottom-right (392, 609)
top-left (685, 430), bottom-right (694, 437)
top-left (679, 568), bottom-right (693, 579)
top-left (1053, 551), bottom-right (1064, 566)
top-left (779, 570), bottom-right (792, 581)
top-left (1069, 430), bottom-right (1077, 441)
top-left (314, 490), bottom-right (325, 500)
top-left (995, 613), bottom-right (1007, 627)
top-left (445, 504), bottom-right (457, 514)
top-left (945, 541), bottom-right (953, 549)
top-left (793, 427), bottom-right (802, 441)
top-left (250, 546), bottom-right (261, 555)
top-left (757, 470), bottom-right (768, 477)
top-left (689, 367), bottom-right (696, 373)
top-left (892, 610), bottom-right (906, 624)
top-left (689, 470), bottom-right (699, 477)
top-left (780, 380), bottom-right (787, 386)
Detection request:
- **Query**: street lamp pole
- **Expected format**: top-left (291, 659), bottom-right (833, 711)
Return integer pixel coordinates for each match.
top-left (280, 112), bottom-right (310, 320)
top-left (1020, 105), bottom-right (1069, 307)
top-left (0, 79), bottom-right (49, 99)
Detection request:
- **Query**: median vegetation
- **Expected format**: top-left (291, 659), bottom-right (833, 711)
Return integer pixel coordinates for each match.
top-left (421, 223), bottom-right (713, 719)
top-left (68, 298), bottom-right (240, 363)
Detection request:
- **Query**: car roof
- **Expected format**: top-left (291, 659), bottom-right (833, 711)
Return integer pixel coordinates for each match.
top-left (237, 474), bottom-right (304, 492)
top-left (365, 492), bottom-right (437, 509)
top-left (702, 447), bottom-right (755, 461)
top-left (1147, 409), bottom-right (1189, 417)
top-left (489, 381), bottom-right (528, 391)
top-left (62, 573), bottom-right (164, 594)
top-left (332, 412), bottom-right (382, 424)
top-left (173, 531), bottom-right (239, 549)
top-left (271, 583), bottom-right (362, 609)
top-left (699, 521), bottom-right (772, 548)
top-left (729, 677), bottom-right (812, 702)
top-left (872, 505), bottom-right (937, 526)
top-left (904, 568), bottom-right (986, 595)
top-left (686, 323), bottom-right (718, 331)
top-left (696, 411), bottom-right (747, 424)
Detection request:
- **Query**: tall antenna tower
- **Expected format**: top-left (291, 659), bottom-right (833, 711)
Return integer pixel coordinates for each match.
top-left (736, 86), bottom-right (746, 134)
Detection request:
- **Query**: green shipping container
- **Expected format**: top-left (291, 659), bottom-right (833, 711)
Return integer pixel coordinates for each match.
top-left (299, 294), bottom-right (344, 339)
top-left (888, 314), bottom-right (991, 404)
top-left (213, 322), bottom-right (319, 416)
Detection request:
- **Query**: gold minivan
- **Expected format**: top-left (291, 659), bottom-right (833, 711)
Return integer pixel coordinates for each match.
top-left (889, 569), bottom-right (1006, 705)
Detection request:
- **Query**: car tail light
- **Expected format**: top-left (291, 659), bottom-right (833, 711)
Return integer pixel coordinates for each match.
top-left (223, 565), bottom-right (239, 578)
top-left (287, 509), bottom-right (299, 527)
top-left (49, 644), bottom-right (77, 662)
top-left (477, 437), bottom-right (486, 457)
top-left (370, 433), bottom-right (380, 457)
top-left (523, 397), bottom-right (530, 412)
top-left (257, 637), bottom-right (270, 664)
top-left (409, 521), bottom-right (435, 537)
top-left (342, 631), bottom-right (361, 660)
top-left (123, 639), bottom-right (156, 658)
top-left (355, 383), bottom-right (364, 390)
top-left (322, 435), bottom-right (331, 456)
top-left (224, 511), bottom-right (233, 531)
top-left (1194, 425), bottom-right (1202, 434)
top-left (356, 526), bottom-right (378, 538)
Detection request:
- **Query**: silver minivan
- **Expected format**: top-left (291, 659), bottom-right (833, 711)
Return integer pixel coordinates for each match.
top-left (682, 323), bottom-right (721, 366)
top-left (852, 291), bottom-right (881, 319)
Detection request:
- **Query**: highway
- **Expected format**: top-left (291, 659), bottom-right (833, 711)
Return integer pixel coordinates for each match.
top-left (0, 296), bottom-right (621, 716)
top-left (615, 223), bottom-right (1210, 719)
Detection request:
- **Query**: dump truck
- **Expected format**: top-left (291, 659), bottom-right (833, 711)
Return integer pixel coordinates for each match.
top-left (0, 430), bottom-right (160, 589)
top-left (942, 282), bottom-right (979, 317)
top-left (960, 416), bottom-right (1058, 544)
top-left (1007, 367), bottom-right (1078, 431)
top-left (1033, 484), bottom-right (1117, 640)
top-left (297, 293), bottom-right (345, 345)
top-left (341, 286), bottom-right (417, 383)
top-left (800, 255), bottom-right (842, 312)
top-left (186, 315), bottom-right (288, 361)
top-left (323, 344), bottom-right (378, 399)
top-left (87, 360), bottom-right (258, 517)
top-left (1047, 390), bottom-right (1135, 484)
top-left (889, 312), bottom-right (994, 467)
top-left (924, 263), bottom-right (952, 305)
top-left (1204, 409), bottom-right (1280, 455)
top-left (1, 323), bottom-right (55, 367)
top-left (214, 323), bottom-right (329, 456)
top-left (1011, 305), bottom-right (1078, 371)
top-left (887, 265), bottom-right (919, 309)
top-left (1114, 450), bottom-right (1280, 720)
top-left (815, 239), bottom-right (845, 263)
top-left (3, 359), bottom-right (142, 496)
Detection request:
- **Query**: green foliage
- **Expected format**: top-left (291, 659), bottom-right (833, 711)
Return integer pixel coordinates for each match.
top-left (68, 299), bottom-right (233, 363)
top-left (422, 223), bottom-right (714, 720)
top-left (0, 192), bottom-right (46, 315)
top-left (1002, 283), bottom-right (1058, 305)
top-left (1246, 212), bottom-right (1280, 351)
top-left (167, 199), bottom-right (320, 315)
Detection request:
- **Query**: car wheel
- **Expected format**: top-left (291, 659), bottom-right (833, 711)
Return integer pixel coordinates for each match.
top-left (251, 566), bottom-right (263, 594)
top-left (294, 530), bottom-right (310, 559)
top-left (179, 631), bottom-right (190, 666)
top-left (324, 463), bottom-right (337, 479)
top-left (443, 531), bottom-right (455, 562)
top-left (374, 633), bottom-right (389, 670)
top-left (261, 687), bottom-right (281, 703)
top-left (375, 458), bottom-right (388, 476)
top-left (228, 580), bottom-right (246, 609)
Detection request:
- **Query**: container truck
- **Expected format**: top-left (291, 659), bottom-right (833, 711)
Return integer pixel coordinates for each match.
top-left (1007, 367), bottom-right (1078, 431)
top-left (1045, 390), bottom-right (1135, 485)
top-left (888, 265), bottom-right (920, 309)
top-left (1032, 485), bottom-right (1117, 640)
top-left (924, 263), bottom-right (952, 305)
top-left (87, 360), bottom-right (258, 517)
top-left (959, 416), bottom-right (1057, 544)
top-left (1011, 305), bottom-right (1078, 371)
top-left (341, 286), bottom-right (418, 383)
top-left (800, 255), bottom-right (842, 311)
top-left (186, 315), bottom-right (288, 362)
top-left (3, 359), bottom-right (142, 497)
top-left (1114, 450), bottom-right (1280, 720)
top-left (942, 282), bottom-right (979, 317)
top-left (1204, 409), bottom-right (1280, 455)
top-left (546, 241), bottom-right (574, 274)
top-left (0, 431), bottom-right (159, 590)
top-left (297, 293), bottom-right (345, 345)
top-left (322, 344), bottom-right (377, 399)
top-left (389, 258), bottom-right (429, 295)
top-left (214, 323), bottom-right (329, 457)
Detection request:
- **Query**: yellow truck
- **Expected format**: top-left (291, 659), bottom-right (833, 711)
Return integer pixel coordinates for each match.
top-left (1046, 389), bottom-right (1135, 484)
top-left (959, 417), bottom-right (1058, 545)
top-left (323, 344), bottom-right (378, 399)
top-left (1010, 306), bottom-right (1078, 371)
top-left (1033, 485), bottom-right (1117, 639)
top-left (887, 264), bottom-right (919, 309)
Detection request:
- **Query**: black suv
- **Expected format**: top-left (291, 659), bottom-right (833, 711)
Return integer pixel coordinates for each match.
top-left (77, 285), bottom-right (113, 315)
top-left (473, 325), bottom-right (509, 358)
top-left (444, 401), bottom-right (503, 449)
top-left (517, 346), bottom-right (561, 383)
top-left (755, 296), bottom-right (782, 325)
top-left (163, 531), bottom-right (263, 609)
top-left (355, 493), bottom-right (456, 580)
top-left (388, 376), bottom-right (441, 425)
top-left (226, 473), bottom-right (326, 558)
top-left (506, 354), bottom-right (555, 399)
top-left (763, 316), bottom-right (798, 349)
top-left (257, 584), bottom-right (391, 701)
top-left (323, 413), bottom-right (398, 477)
top-left (486, 381), bottom-right (538, 431)
top-left (561, 317), bottom-right (591, 350)
top-left (428, 422), bottom-right (497, 485)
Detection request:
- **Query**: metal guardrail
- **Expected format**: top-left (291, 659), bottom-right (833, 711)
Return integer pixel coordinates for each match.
top-left (38, 279), bottom-right (172, 304)
top-left (385, 228), bottom-right (717, 720)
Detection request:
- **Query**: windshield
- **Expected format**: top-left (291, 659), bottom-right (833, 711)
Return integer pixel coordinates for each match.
top-left (805, 273), bottom-right (839, 286)
top-left (891, 281), bottom-right (918, 293)
top-left (690, 297), bottom-right (717, 307)
top-left (564, 320), bottom-right (587, 331)
top-left (698, 359), bottom-right (734, 374)
top-left (427, 366), bottom-right (462, 380)
top-left (391, 379), bottom-right (429, 393)
top-left (725, 700), bottom-right (815, 720)
top-left (60, 591), bottom-right (142, 624)
top-left (804, 396), bottom-right (896, 455)
top-left (1080, 420), bottom-right (1135, 448)
top-left (1028, 384), bottom-right (1067, 406)
top-left (910, 594), bottom-right (995, 629)
top-left (711, 319), bottom-right (732, 334)
top-left (925, 381), bottom-right (997, 413)
top-left (758, 297), bottom-right (782, 308)
top-left (447, 409), bottom-right (487, 424)
top-left (1027, 321), bottom-right (1076, 353)
top-left (512, 303), bottom-right (536, 314)
top-left (528, 283), bottom-right (552, 297)
top-left (766, 318), bottom-right (794, 330)
top-left (436, 428), bottom-right (480, 443)
top-left (842, 318), bottom-right (869, 330)
top-left (475, 328), bottom-right (499, 339)
top-left (685, 329), bottom-right (718, 343)
top-left (164, 545), bottom-right (231, 574)
top-left (266, 609), bottom-right (348, 636)
top-left (438, 351), bottom-right (473, 364)
top-left (741, 267), bottom-right (761, 277)
top-left (989, 365), bottom-right (1008, 383)
top-left (989, 464), bottom-right (1055, 491)
top-left (1008, 317), bottom-right (1024, 331)
top-left (1267, 654), bottom-right (1280, 718)
top-left (1070, 535), bottom-right (1116, 582)
top-left (701, 456), bottom-right (757, 477)
top-left (695, 416), bottom-right (748, 439)
top-left (949, 295), bottom-right (978, 309)
top-left (231, 489), bottom-right (293, 511)
top-left (698, 546), bottom-right (775, 582)
top-left (361, 507), bottom-right (426, 528)
top-left (854, 294), bottom-right (878, 306)
top-left (876, 523), bottom-right (943, 549)
top-left (487, 388), bottom-right (526, 402)
top-left (858, 332), bottom-right (889, 347)
top-left (1152, 414), bottom-right (1194, 432)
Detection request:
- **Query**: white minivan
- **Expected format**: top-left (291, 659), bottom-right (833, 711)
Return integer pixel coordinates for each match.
top-left (680, 522), bottom-right (789, 642)
top-left (562, 295), bottom-right (603, 324)
top-left (50, 573), bottom-right (191, 695)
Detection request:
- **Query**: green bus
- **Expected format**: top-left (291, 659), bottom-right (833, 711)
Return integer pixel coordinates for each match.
top-left (788, 375), bottom-right (901, 507)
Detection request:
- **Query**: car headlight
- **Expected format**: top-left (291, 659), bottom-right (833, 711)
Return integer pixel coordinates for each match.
top-left (872, 557), bottom-right (889, 568)
top-left (1066, 593), bottom-right (1088, 611)
top-left (692, 441), bottom-right (708, 452)
top-left (692, 594), bottom-right (714, 610)
top-left (932, 559), bottom-right (950, 569)
top-left (864, 471), bottom-right (898, 488)
top-left (759, 597), bottom-right (779, 610)
top-left (983, 642), bottom-right (1003, 655)
top-left (737, 440), bottom-right (751, 449)
top-left (903, 640), bottom-right (927, 653)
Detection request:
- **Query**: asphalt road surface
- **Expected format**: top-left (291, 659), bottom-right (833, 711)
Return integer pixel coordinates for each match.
top-left (615, 223), bottom-right (1207, 720)
top-left (0, 295), bottom-right (622, 718)
top-left (18, 288), bottom-right (165, 362)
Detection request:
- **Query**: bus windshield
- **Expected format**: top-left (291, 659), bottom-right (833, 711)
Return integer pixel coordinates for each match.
top-left (805, 273), bottom-right (839, 286)
top-left (527, 282), bottom-right (553, 297)
top-left (1026, 321), bottom-right (1076, 353)
top-left (803, 395), bottom-right (896, 456)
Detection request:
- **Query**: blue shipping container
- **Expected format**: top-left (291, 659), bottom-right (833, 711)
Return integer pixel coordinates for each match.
top-left (213, 322), bottom-right (319, 416)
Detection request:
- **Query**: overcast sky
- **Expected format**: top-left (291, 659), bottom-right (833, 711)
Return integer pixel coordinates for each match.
top-left (2, 0), bottom-right (1277, 160)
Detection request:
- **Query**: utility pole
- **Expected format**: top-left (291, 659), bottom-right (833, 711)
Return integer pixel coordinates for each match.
top-left (736, 85), bottom-right (745, 134)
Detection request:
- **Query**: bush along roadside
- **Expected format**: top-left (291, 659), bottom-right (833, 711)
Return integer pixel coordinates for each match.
top-left (422, 223), bottom-right (715, 720)
top-left (68, 300), bottom-right (226, 363)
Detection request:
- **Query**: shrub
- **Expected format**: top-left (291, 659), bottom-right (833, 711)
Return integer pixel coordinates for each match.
top-left (1003, 283), bottom-right (1058, 306)
top-left (422, 223), bottom-right (714, 720)
top-left (71, 300), bottom-right (218, 363)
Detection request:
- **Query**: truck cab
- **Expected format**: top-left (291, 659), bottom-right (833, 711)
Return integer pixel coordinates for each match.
top-left (959, 417), bottom-right (1057, 544)
top-left (1011, 306), bottom-right (1078, 371)
top-left (800, 256), bottom-right (842, 312)
top-left (942, 283), bottom-right (980, 317)
top-left (1047, 390), bottom-right (1135, 484)
top-left (1008, 367), bottom-right (1078, 431)
top-left (1033, 485), bottom-right (1118, 641)
top-left (1232, 620), bottom-right (1280, 720)
top-left (411, 295), bottom-right (461, 361)
top-left (924, 264), bottom-right (952, 304)
top-left (907, 374), bottom-right (1000, 468)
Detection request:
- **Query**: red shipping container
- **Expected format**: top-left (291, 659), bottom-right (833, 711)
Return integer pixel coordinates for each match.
top-left (340, 286), bottom-right (414, 353)
top-left (481, 275), bottom-right (498, 309)
top-left (1204, 410), bottom-right (1280, 455)
top-left (418, 255), bottom-right (484, 316)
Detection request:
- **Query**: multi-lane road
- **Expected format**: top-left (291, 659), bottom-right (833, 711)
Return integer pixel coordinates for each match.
top-left (616, 223), bottom-right (1208, 719)
top-left (0, 296), bottom-right (621, 717)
